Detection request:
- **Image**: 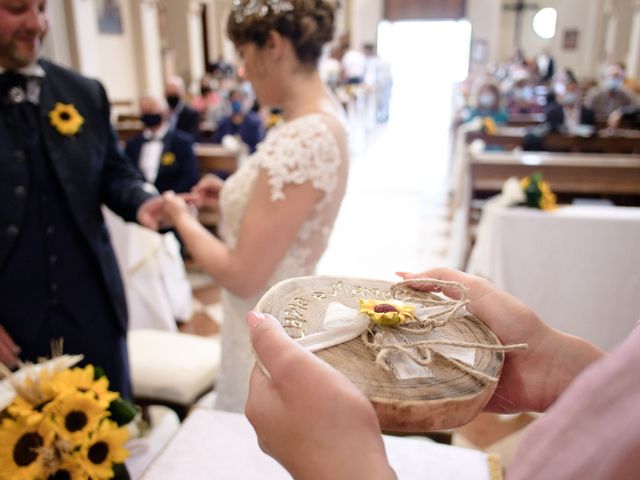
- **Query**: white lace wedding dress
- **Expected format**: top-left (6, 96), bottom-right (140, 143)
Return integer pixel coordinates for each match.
top-left (215, 113), bottom-right (348, 412)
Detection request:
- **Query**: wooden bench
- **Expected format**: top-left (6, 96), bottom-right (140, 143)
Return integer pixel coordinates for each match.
top-left (466, 128), bottom-right (640, 154)
top-left (469, 151), bottom-right (640, 202)
top-left (193, 144), bottom-right (240, 231)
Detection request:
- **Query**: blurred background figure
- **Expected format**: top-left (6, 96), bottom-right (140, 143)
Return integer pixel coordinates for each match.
top-left (125, 95), bottom-right (198, 195)
top-left (585, 64), bottom-right (639, 120)
top-left (459, 82), bottom-right (509, 126)
top-left (212, 98), bottom-right (266, 154)
top-left (165, 75), bottom-right (201, 139)
top-left (341, 43), bottom-right (366, 84)
top-left (545, 80), bottom-right (596, 133)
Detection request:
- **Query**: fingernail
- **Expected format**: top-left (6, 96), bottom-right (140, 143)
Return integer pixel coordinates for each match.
top-left (247, 311), bottom-right (266, 331)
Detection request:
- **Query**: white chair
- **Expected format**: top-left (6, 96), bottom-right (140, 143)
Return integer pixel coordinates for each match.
top-left (128, 329), bottom-right (221, 418)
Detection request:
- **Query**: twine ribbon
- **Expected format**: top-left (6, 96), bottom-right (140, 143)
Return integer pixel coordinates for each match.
top-left (296, 278), bottom-right (528, 384)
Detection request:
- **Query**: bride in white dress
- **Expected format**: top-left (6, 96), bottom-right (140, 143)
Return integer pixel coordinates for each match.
top-left (163, 0), bottom-right (348, 412)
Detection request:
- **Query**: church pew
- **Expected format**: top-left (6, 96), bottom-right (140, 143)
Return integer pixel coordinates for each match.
top-left (466, 128), bottom-right (640, 154)
top-left (469, 150), bottom-right (640, 201)
top-left (193, 144), bottom-right (240, 230)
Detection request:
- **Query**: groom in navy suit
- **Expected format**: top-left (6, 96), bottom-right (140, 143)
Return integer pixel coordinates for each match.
top-left (0, 0), bottom-right (167, 397)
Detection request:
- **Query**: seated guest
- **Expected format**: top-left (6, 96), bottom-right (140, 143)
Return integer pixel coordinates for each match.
top-left (585, 64), bottom-right (638, 119)
top-left (191, 79), bottom-right (221, 114)
top-left (212, 99), bottom-right (266, 154)
top-left (125, 95), bottom-right (198, 194)
top-left (608, 105), bottom-right (640, 130)
top-left (507, 79), bottom-right (543, 114)
top-left (165, 75), bottom-right (201, 139)
top-left (460, 83), bottom-right (509, 125)
top-left (545, 80), bottom-right (596, 133)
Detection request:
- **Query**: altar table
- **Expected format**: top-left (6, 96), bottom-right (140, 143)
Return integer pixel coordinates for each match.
top-left (468, 205), bottom-right (640, 351)
top-left (140, 409), bottom-right (498, 479)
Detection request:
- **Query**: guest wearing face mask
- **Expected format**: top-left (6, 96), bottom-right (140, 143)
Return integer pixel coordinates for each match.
top-left (212, 97), bottom-right (266, 154)
top-left (507, 79), bottom-right (543, 115)
top-left (125, 95), bottom-right (199, 195)
top-left (585, 64), bottom-right (638, 120)
top-left (545, 80), bottom-right (596, 133)
top-left (164, 75), bottom-right (201, 139)
top-left (461, 83), bottom-right (509, 125)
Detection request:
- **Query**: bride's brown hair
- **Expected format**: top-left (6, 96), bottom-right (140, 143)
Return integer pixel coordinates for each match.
top-left (228, 0), bottom-right (339, 66)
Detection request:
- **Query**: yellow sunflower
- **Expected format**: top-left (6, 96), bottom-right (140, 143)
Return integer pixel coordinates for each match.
top-left (8, 369), bottom-right (60, 425)
top-left (0, 415), bottom-right (53, 480)
top-left (359, 299), bottom-right (415, 326)
top-left (78, 419), bottom-right (129, 479)
top-left (46, 391), bottom-right (108, 446)
top-left (49, 103), bottom-right (84, 136)
top-left (49, 365), bottom-right (118, 409)
top-left (43, 459), bottom-right (88, 480)
top-left (161, 152), bottom-right (176, 166)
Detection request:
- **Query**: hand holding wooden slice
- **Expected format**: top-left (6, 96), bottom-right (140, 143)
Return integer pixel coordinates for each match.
top-left (255, 276), bottom-right (512, 433)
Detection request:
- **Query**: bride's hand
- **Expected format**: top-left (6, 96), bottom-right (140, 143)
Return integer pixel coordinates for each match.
top-left (245, 312), bottom-right (396, 480)
top-left (191, 174), bottom-right (224, 209)
top-left (162, 191), bottom-right (195, 224)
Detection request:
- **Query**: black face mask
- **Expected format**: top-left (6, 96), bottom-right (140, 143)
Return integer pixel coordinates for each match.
top-left (166, 95), bottom-right (180, 109)
top-left (141, 113), bottom-right (163, 128)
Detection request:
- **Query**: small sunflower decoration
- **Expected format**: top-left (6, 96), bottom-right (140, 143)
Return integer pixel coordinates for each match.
top-left (0, 415), bottom-right (53, 480)
top-left (359, 299), bottom-right (415, 326)
top-left (520, 172), bottom-right (557, 211)
top-left (161, 152), bottom-right (176, 166)
top-left (49, 102), bottom-right (84, 136)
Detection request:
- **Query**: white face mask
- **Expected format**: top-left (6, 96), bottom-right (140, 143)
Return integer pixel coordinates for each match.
top-left (479, 93), bottom-right (496, 108)
top-left (553, 82), bottom-right (567, 95)
top-left (605, 77), bottom-right (623, 91)
top-left (561, 92), bottom-right (578, 105)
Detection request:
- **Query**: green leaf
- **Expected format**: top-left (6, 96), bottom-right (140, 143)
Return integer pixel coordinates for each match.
top-left (109, 397), bottom-right (138, 426)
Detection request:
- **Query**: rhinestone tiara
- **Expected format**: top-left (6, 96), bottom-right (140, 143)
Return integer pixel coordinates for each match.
top-left (232, 0), bottom-right (295, 24)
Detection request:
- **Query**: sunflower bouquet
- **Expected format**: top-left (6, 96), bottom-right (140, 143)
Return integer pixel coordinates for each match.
top-left (0, 356), bottom-right (136, 480)
top-left (519, 172), bottom-right (557, 211)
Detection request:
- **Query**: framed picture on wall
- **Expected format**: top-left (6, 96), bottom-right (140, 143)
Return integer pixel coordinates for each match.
top-left (563, 29), bottom-right (579, 50)
top-left (97, 0), bottom-right (124, 35)
top-left (470, 39), bottom-right (488, 64)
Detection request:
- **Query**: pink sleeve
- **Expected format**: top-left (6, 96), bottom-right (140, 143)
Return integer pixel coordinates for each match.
top-left (508, 325), bottom-right (640, 479)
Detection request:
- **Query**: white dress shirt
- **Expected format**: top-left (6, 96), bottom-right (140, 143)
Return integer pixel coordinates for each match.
top-left (139, 124), bottom-right (169, 183)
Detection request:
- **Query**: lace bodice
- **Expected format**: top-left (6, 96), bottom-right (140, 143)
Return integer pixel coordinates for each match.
top-left (214, 112), bottom-right (347, 412)
top-left (219, 113), bottom-right (347, 285)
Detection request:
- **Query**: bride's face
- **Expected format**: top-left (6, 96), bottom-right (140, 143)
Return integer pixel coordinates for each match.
top-left (236, 42), bottom-right (275, 106)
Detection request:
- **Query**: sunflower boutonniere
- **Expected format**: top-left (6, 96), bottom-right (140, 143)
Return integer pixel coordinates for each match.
top-left (161, 152), bottom-right (176, 166)
top-left (49, 102), bottom-right (84, 136)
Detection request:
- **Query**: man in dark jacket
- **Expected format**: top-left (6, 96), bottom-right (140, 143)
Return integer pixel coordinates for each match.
top-left (545, 80), bottom-right (596, 133)
top-left (0, 0), bottom-right (166, 397)
top-left (165, 75), bottom-right (201, 139)
top-left (126, 95), bottom-right (199, 194)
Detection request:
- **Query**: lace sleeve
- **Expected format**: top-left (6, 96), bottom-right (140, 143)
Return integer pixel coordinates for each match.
top-left (254, 115), bottom-right (342, 202)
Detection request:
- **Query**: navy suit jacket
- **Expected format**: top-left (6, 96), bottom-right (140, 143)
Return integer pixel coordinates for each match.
top-left (0, 59), bottom-right (155, 333)
top-left (125, 129), bottom-right (199, 194)
top-left (212, 112), bottom-right (266, 153)
top-left (175, 103), bottom-right (201, 139)
top-left (546, 104), bottom-right (597, 132)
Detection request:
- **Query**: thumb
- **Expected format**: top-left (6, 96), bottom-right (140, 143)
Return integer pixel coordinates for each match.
top-left (247, 311), bottom-right (309, 385)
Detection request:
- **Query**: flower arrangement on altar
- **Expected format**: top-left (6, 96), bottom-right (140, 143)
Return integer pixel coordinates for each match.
top-left (519, 172), bottom-right (557, 211)
top-left (0, 355), bottom-right (137, 480)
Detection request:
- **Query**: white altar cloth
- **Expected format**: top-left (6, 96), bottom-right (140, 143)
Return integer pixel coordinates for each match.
top-left (140, 409), bottom-right (494, 479)
top-left (469, 205), bottom-right (640, 351)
